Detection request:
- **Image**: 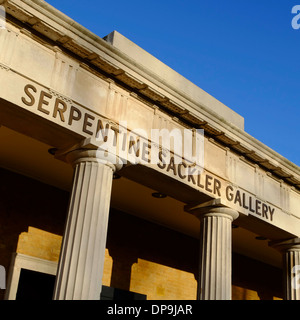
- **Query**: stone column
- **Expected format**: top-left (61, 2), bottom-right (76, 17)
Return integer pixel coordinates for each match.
top-left (270, 238), bottom-right (300, 300)
top-left (53, 148), bottom-right (122, 300)
top-left (186, 202), bottom-right (238, 300)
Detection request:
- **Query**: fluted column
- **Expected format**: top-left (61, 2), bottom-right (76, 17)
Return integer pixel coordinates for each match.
top-left (270, 238), bottom-right (300, 300)
top-left (187, 203), bottom-right (238, 300)
top-left (53, 148), bottom-right (122, 300)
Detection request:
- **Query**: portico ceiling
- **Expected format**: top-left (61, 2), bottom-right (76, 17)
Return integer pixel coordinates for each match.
top-left (0, 125), bottom-right (282, 268)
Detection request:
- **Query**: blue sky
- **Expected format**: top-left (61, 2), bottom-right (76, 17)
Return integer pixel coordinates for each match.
top-left (46, 0), bottom-right (300, 167)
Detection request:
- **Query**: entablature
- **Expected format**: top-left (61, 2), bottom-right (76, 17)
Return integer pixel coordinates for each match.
top-left (1, 0), bottom-right (299, 193)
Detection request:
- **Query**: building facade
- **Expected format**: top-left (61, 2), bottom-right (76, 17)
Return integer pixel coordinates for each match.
top-left (0, 0), bottom-right (300, 300)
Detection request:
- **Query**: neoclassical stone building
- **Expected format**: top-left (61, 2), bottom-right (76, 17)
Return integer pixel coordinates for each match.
top-left (0, 0), bottom-right (299, 300)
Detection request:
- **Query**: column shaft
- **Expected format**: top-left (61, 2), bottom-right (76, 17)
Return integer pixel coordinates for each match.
top-left (198, 212), bottom-right (235, 300)
top-left (185, 202), bottom-right (238, 301)
top-left (284, 249), bottom-right (300, 300)
top-left (53, 151), bottom-right (116, 300)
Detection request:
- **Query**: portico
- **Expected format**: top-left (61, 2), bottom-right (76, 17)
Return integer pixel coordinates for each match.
top-left (0, 0), bottom-right (300, 300)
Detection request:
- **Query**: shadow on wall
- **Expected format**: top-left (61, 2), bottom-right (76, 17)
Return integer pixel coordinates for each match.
top-left (0, 168), bottom-right (69, 299)
top-left (232, 252), bottom-right (283, 300)
top-left (106, 209), bottom-right (199, 300)
top-left (105, 209), bottom-right (283, 300)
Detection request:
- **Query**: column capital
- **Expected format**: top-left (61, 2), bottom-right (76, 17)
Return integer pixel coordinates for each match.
top-left (54, 138), bottom-right (124, 172)
top-left (185, 199), bottom-right (239, 222)
top-left (269, 238), bottom-right (300, 252)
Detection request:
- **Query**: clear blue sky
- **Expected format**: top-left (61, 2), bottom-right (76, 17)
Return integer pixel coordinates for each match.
top-left (46, 0), bottom-right (300, 167)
